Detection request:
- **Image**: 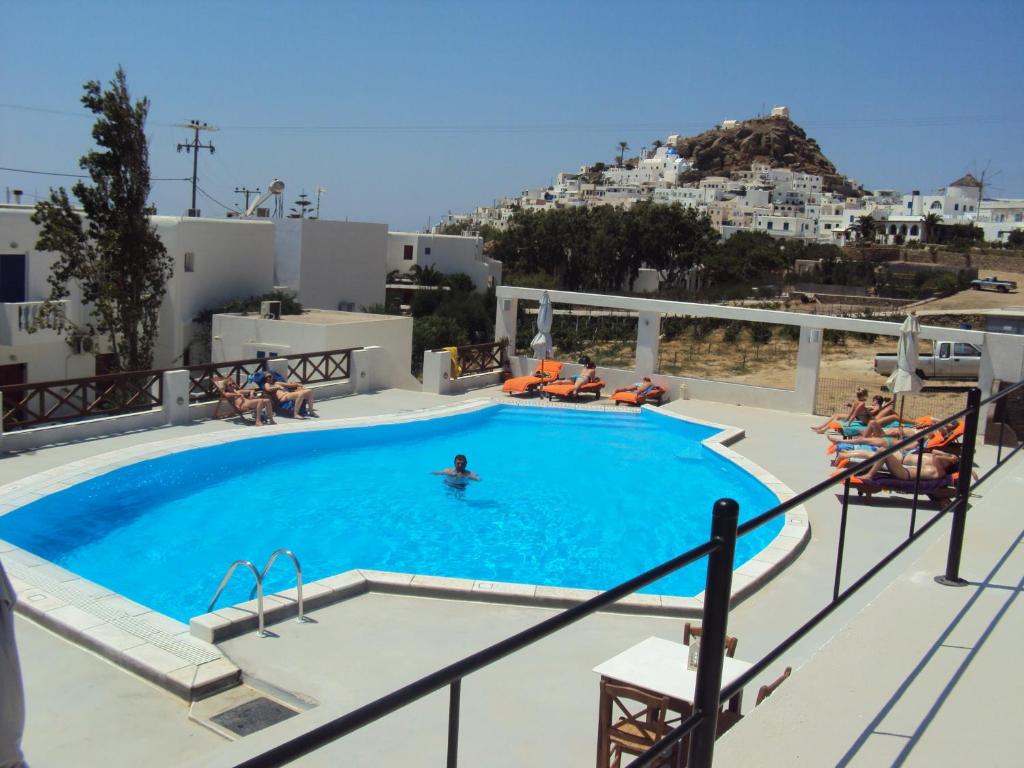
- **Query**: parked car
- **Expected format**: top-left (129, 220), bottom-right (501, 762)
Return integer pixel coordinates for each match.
top-left (970, 276), bottom-right (1017, 293)
top-left (874, 340), bottom-right (981, 380)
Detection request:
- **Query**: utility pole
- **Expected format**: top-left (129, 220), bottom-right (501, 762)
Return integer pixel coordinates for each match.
top-left (234, 186), bottom-right (260, 212)
top-left (314, 186), bottom-right (326, 219)
top-left (175, 120), bottom-right (217, 216)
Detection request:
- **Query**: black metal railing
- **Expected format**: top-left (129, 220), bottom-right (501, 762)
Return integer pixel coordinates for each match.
top-left (227, 378), bottom-right (1024, 768)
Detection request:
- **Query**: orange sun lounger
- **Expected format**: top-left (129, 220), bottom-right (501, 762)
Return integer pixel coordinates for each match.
top-left (502, 360), bottom-right (563, 396)
top-left (542, 378), bottom-right (605, 401)
top-left (611, 385), bottom-right (667, 407)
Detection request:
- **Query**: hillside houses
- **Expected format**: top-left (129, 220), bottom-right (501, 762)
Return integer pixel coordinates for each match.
top-left (439, 112), bottom-right (1024, 247)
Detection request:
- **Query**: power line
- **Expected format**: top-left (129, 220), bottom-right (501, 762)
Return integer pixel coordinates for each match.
top-left (194, 183), bottom-right (237, 212)
top-left (0, 165), bottom-right (189, 181)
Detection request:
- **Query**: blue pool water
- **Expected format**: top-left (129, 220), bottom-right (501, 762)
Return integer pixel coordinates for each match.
top-left (0, 406), bottom-right (783, 622)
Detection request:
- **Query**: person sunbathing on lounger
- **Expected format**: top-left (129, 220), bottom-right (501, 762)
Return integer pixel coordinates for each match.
top-left (223, 379), bottom-right (276, 426)
top-left (264, 379), bottom-right (317, 418)
top-left (614, 376), bottom-right (657, 397)
top-left (811, 387), bottom-right (870, 433)
top-left (550, 357), bottom-right (598, 396)
top-left (861, 449), bottom-right (958, 482)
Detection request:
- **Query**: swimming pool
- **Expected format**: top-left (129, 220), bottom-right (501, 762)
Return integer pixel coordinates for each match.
top-left (0, 405), bottom-right (784, 622)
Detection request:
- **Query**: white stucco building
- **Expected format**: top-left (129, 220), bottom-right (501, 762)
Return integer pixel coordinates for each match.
top-left (274, 218), bottom-right (387, 313)
top-left (0, 205), bottom-right (277, 384)
top-left (386, 232), bottom-right (502, 291)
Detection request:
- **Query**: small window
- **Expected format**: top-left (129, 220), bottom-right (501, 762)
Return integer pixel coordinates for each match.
top-left (424, 247), bottom-right (431, 255)
top-left (403, 244), bottom-right (414, 260)
top-left (184, 252), bottom-right (195, 272)
top-left (953, 343), bottom-right (980, 357)
top-left (767, 221), bottom-right (773, 230)
top-left (954, 203), bottom-right (960, 211)
top-left (1015, 214), bottom-right (1023, 222)
top-left (938, 344), bottom-right (951, 359)
top-left (783, 222), bottom-right (789, 231)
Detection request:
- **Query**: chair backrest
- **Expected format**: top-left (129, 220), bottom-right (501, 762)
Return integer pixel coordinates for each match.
top-left (682, 623), bottom-right (738, 658)
top-left (536, 360), bottom-right (563, 377)
top-left (926, 420), bottom-right (963, 449)
top-left (603, 681), bottom-right (670, 754)
top-left (755, 666), bottom-right (792, 706)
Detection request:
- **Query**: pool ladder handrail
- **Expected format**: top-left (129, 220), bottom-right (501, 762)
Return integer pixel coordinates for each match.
top-left (208, 560), bottom-right (267, 637)
top-left (259, 548), bottom-right (306, 624)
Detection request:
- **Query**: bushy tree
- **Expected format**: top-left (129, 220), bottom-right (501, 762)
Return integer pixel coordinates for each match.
top-left (31, 67), bottom-right (172, 372)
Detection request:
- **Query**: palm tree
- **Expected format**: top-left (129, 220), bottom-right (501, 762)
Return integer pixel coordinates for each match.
top-left (616, 141), bottom-right (630, 167)
top-left (923, 212), bottom-right (943, 243)
top-left (652, 139), bottom-right (663, 149)
top-left (853, 214), bottom-right (878, 244)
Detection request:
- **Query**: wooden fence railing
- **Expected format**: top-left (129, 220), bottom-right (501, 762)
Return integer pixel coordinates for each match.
top-left (185, 348), bottom-right (358, 403)
top-left (453, 340), bottom-right (508, 376)
top-left (1, 348), bottom-right (359, 432)
top-left (0, 370), bottom-right (165, 431)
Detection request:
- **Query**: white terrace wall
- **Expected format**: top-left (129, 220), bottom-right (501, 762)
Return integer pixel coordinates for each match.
top-left (495, 286), bottom-right (1024, 418)
top-left (212, 310), bottom-right (417, 389)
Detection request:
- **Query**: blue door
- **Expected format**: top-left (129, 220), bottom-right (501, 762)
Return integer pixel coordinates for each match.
top-left (0, 254), bottom-right (27, 303)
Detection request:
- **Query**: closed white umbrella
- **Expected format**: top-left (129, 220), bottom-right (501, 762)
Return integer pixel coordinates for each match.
top-left (0, 560), bottom-right (26, 768)
top-left (530, 291), bottom-right (553, 361)
top-left (887, 313), bottom-right (924, 424)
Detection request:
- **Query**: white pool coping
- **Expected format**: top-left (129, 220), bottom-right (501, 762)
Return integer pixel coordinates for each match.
top-left (0, 398), bottom-right (808, 697)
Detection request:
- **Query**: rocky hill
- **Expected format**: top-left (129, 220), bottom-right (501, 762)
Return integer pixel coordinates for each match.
top-left (671, 116), bottom-right (864, 197)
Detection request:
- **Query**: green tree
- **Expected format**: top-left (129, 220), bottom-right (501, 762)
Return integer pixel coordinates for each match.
top-left (1007, 229), bottom-right (1024, 249)
top-left (616, 141), bottom-right (630, 167)
top-left (409, 263), bottom-right (444, 286)
top-left (31, 67), bottom-right (172, 371)
top-left (922, 212), bottom-right (943, 243)
top-left (852, 215), bottom-right (878, 243)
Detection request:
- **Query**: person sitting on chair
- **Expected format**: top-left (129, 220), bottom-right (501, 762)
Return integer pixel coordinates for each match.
top-left (263, 378), bottom-right (317, 418)
top-left (222, 378), bottom-right (276, 426)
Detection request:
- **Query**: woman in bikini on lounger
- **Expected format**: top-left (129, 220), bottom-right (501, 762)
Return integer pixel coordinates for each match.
top-left (811, 387), bottom-right (870, 434)
top-left (550, 356), bottom-right (598, 396)
top-left (861, 449), bottom-right (959, 482)
top-left (264, 379), bottom-right (317, 418)
top-left (222, 379), bottom-right (275, 426)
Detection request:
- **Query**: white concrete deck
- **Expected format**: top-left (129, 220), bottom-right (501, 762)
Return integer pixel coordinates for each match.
top-left (4, 385), bottom-right (1020, 767)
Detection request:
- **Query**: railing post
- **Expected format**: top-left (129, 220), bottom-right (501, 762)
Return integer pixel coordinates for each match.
top-left (833, 480), bottom-right (850, 602)
top-left (688, 498), bottom-right (739, 768)
top-left (936, 386), bottom-right (981, 587)
top-left (446, 679), bottom-right (461, 768)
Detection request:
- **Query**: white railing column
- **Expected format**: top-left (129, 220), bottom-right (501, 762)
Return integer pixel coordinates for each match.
top-left (422, 350), bottom-right (453, 395)
top-left (162, 370), bottom-right (192, 425)
top-left (795, 326), bottom-right (824, 413)
top-left (635, 310), bottom-right (661, 377)
top-left (494, 297), bottom-right (518, 350)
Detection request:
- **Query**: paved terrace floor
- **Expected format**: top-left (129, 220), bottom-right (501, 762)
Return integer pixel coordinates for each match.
top-left (3, 386), bottom-right (1019, 767)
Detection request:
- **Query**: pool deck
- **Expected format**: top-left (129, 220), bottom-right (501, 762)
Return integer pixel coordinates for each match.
top-left (3, 385), bottom-right (1021, 766)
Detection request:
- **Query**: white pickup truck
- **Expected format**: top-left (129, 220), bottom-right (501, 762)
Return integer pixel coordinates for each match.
top-left (970, 276), bottom-right (1017, 293)
top-left (874, 340), bottom-right (981, 380)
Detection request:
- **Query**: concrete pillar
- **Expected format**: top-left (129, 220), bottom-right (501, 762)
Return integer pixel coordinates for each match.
top-left (795, 326), bottom-right (823, 414)
top-left (162, 370), bottom-right (192, 426)
top-left (635, 310), bottom-right (661, 377)
top-left (494, 296), bottom-right (518, 348)
top-left (350, 346), bottom-right (382, 394)
top-left (422, 350), bottom-right (453, 395)
top-left (979, 333), bottom-right (1024, 434)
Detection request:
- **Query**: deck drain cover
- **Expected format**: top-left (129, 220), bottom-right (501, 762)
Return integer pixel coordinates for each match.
top-left (211, 697), bottom-right (298, 736)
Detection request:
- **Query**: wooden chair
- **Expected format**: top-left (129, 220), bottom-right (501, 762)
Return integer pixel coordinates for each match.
top-left (597, 681), bottom-right (683, 768)
top-left (682, 623), bottom-right (738, 658)
top-left (212, 375), bottom-right (258, 423)
top-left (755, 666), bottom-right (792, 706)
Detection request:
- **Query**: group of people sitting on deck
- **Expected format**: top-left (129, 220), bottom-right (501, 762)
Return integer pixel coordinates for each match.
top-left (813, 386), bottom-right (965, 490)
top-left (217, 362), bottom-right (318, 426)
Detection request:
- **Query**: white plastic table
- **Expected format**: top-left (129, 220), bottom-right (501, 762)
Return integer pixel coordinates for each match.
top-left (593, 636), bottom-right (752, 705)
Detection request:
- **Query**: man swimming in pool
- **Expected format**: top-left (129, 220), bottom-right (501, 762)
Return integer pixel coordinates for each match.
top-left (433, 454), bottom-right (480, 482)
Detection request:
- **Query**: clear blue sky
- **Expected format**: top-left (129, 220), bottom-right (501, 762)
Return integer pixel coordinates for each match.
top-left (2, 0), bottom-right (1022, 230)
